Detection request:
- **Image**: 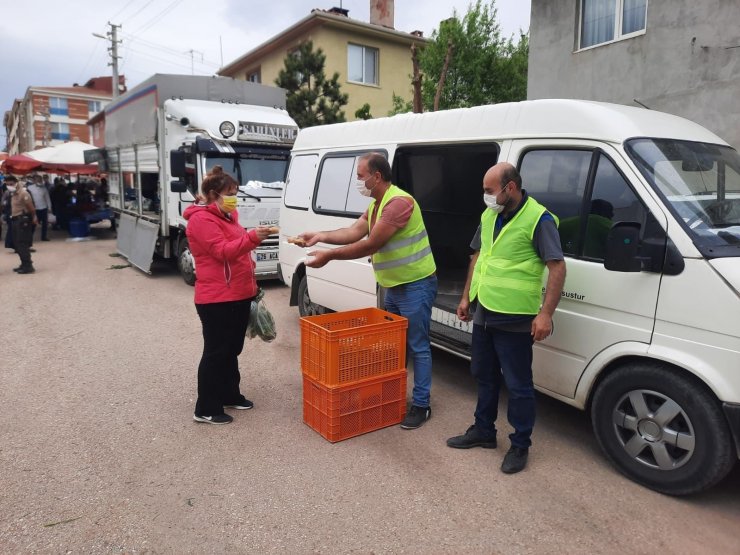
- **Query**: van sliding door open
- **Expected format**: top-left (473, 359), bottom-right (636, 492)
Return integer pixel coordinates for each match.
top-left (392, 143), bottom-right (499, 355)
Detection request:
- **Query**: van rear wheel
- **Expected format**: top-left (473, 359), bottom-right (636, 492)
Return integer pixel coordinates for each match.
top-left (297, 275), bottom-right (325, 316)
top-left (178, 238), bottom-right (196, 286)
top-left (591, 363), bottom-right (735, 495)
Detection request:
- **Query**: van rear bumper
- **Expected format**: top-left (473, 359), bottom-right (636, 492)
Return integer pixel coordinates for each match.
top-left (723, 403), bottom-right (740, 458)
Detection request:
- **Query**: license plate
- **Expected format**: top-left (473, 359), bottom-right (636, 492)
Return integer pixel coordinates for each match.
top-left (257, 252), bottom-right (279, 261)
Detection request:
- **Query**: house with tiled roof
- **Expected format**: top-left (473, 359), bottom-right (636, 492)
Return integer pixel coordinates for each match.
top-left (4, 76), bottom-right (125, 154)
top-left (218, 0), bottom-right (427, 121)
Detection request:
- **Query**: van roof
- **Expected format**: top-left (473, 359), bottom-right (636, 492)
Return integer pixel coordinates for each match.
top-left (293, 99), bottom-right (729, 151)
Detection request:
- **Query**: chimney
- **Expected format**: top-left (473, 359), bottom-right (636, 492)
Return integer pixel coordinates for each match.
top-left (370, 0), bottom-right (394, 29)
top-left (327, 7), bottom-right (349, 17)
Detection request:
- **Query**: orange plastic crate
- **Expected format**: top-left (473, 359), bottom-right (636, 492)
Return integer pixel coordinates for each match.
top-left (300, 307), bottom-right (407, 386)
top-left (303, 369), bottom-right (407, 442)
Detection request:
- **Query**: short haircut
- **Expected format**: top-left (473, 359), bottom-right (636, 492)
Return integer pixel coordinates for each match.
top-left (501, 165), bottom-right (522, 190)
top-left (5, 175), bottom-right (18, 183)
top-left (361, 152), bottom-right (392, 182)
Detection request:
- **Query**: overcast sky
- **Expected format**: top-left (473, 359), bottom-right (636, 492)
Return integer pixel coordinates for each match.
top-left (0, 0), bottom-right (531, 146)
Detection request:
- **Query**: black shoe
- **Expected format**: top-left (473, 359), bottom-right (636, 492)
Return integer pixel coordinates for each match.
top-left (501, 446), bottom-right (529, 474)
top-left (224, 399), bottom-right (253, 410)
top-left (400, 405), bottom-right (431, 429)
top-left (446, 425), bottom-right (497, 449)
top-left (29, 248), bottom-right (36, 253)
top-left (193, 413), bottom-right (233, 425)
top-left (17, 267), bottom-right (35, 274)
top-left (13, 266), bottom-right (22, 272)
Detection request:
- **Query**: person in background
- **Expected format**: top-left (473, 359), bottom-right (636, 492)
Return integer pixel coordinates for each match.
top-left (448, 162), bottom-right (566, 474)
top-left (300, 152), bottom-right (438, 430)
top-left (28, 174), bottom-right (52, 241)
top-left (7, 175), bottom-right (38, 274)
top-left (183, 165), bottom-right (272, 425)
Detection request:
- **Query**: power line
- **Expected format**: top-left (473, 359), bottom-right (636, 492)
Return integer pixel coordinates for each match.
top-left (121, 0), bottom-right (159, 24)
top-left (125, 45), bottom-right (211, 73)
top-left (109, 0), bottom-right (143, 22)
top-left (128, 0), bottom-right (185, 39)
top-left (120, 31), bottom-right (220, 68)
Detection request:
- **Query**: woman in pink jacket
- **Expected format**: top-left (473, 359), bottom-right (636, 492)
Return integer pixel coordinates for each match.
top-left (184, 166), bottom-right (271, 425)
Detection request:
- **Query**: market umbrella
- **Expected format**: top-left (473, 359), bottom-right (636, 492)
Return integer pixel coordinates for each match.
top-left (27, 141), bottom-right (99, 174)
top-left (3, 153), bottom-right (42, 174)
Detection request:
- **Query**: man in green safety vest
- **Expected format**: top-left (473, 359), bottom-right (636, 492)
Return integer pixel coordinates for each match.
top-left (302, 152), bottom-right (438, 430)
top-left (447, 162), bottom-right (566, 474)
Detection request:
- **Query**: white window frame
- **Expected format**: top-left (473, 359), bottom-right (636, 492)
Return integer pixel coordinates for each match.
top-left (347, 43), bottom-right (379, 86)
top-left (577, 0), bottom-right (648, 52)
top-left (246, 69), bottom-right (261, 83)
top-left (49, 96), bottom-right (68, 116)
top-left (50, 122), bottom-right (70, 140)
top-left (88, 100), bottom-right (102, 113)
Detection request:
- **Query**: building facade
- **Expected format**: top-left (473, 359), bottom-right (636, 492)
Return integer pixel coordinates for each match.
top-left (218, 2), bottom-right (427, 121)
top-left (527, 0), bottom-right (740, 148)
top-left (4, 76), bottom-right (124, 154)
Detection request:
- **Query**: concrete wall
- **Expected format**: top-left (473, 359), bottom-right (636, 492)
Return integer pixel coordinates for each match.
top-left (229, 24), bottom-right (416, 121)
top-left (527, 0), bottom-right (740, 148)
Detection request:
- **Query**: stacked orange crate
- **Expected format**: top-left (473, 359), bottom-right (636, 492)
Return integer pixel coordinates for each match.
top-left (300, 307), bottom-right (408, 442)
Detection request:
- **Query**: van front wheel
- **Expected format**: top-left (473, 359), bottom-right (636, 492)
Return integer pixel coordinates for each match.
top-left (591, 363), bottom-right (735, 495)
top-left (297, 275), bottom-right (325, 317)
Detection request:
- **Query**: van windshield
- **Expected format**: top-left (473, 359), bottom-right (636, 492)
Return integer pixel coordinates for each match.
top-left (625, 138), bottom-right (740, 258)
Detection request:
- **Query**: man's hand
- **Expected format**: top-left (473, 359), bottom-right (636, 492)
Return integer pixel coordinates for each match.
top-left (305, 249), bottom-right (332, 268)
top-left (531, 312), bottom-right (553, 342)
top-left (300, 231), bottom-right (324, 248)
top-left (457, 298), bottom-right (472, 321)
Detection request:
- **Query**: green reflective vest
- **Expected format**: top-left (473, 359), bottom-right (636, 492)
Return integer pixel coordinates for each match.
top-left (470, 196), bottom-right (558, 315)
top-left (367, 184), bottom-right (436, 288)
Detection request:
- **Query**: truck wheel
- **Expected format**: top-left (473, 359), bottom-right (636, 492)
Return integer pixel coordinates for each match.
top-left (178, 238), bottom-right (196, 286)
top-left (297, 275), bottom-right (324, 317)
top-left (591, 363), bottom-right (736, 495)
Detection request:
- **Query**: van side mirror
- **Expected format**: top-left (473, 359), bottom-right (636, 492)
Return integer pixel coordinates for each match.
top-left (170, 150), bottom-right (186, 178)
top-left (170, 180), bottom-right (187, 193)
top-left (604, 222), bottom-right (641, 272)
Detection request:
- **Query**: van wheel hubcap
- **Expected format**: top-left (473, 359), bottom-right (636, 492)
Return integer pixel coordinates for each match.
top-left (611, 389), bottom-right (695, 470)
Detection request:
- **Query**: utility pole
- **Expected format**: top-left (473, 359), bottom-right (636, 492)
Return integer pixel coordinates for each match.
top-left (185, 49), bottom-right (204, 75)
top-left (93, 22), bottom-right (122, 99)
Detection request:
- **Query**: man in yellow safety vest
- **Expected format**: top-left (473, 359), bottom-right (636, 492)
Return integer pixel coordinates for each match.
top-left (302, 152), bottom-right (438, 430)
top-left (447, 162), bottom-right (566, 474)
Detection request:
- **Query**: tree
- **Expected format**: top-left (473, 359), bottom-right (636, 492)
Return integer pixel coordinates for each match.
top-left (419, 0), bottom-right (529, 111)
top-left (388, 93), bottom-right (413, 116)
top-left (354, 103), bottom-right (373, 120)
top-left (275, 41), bottom-right (348, 127)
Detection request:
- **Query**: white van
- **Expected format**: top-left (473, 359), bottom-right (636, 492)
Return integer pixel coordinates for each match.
top-left (278, 99), bottom-right (740, 495)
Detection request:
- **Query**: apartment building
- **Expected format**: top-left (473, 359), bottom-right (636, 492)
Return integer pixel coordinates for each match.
top-left (4, 76), bottom-right (125, 154)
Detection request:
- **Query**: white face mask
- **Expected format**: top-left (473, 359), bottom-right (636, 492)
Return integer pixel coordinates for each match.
top-left (355, 176), bottom-right (373, 197)
top-left (6, 185), bottom-right (17, 193)
top-left (483, 193), bottom-right (504, 213)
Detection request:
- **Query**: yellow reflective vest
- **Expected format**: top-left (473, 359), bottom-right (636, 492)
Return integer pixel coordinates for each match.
top-left (367, 185), bottom-right (436, 288)
top-left (470, 196), bottom-right (558, 315)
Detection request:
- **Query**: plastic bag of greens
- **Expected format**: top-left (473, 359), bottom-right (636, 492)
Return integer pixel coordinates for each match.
top-left (246, 289), bottom-right (277, 342)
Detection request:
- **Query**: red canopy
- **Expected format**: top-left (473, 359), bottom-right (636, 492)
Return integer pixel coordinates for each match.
top-left (3, 153), bottom-right (42, 174)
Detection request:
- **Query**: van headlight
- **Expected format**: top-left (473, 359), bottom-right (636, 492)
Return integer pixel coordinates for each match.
top-left (219, 121), bottom-right (235, 138)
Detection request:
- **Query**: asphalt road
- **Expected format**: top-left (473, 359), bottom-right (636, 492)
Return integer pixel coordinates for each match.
top-left (1, 226), bottom-right (739, 554)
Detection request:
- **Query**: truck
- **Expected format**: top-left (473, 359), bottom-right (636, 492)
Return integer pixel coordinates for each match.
top-left (95, 74), bottom-right (298, 283)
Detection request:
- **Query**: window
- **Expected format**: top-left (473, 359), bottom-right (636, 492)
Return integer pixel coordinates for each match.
top-left (49, 97), bottom-right (68, 116)
top-left (520, 148), bottom-right (660, 263)
top-left (246, 70), bottom-right (261, 83)
top-left (315, 156), bottom-right (361, 214)
top-left (348, 44), bottom-right (378, 85)
top-left (88, 100), bottom-right (102, 113)
top-left (520, 149), bottom-right (592, 256)
top-left (580, 0), bottom-right (647, 49)
top-left (284, 154), bottom-right (318, 209)
top-left (50, 122), bottom-right (70, 140)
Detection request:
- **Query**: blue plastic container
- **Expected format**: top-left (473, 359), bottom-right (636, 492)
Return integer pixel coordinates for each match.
top-left (69, 218), bottom-right (90, 238)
